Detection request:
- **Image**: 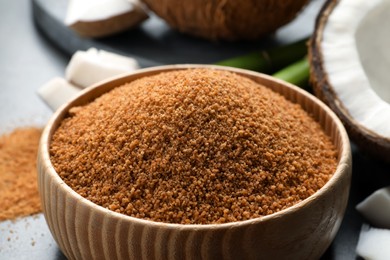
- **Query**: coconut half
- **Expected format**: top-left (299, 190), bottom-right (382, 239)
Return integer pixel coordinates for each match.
top-left (309, 0), bottom-right (390, 162)
top-left (65, 0), bottom-right (149, 38)
top-left (141, 0), bottom-right (309, 41)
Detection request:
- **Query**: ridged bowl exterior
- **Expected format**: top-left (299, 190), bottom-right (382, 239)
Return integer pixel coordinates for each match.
top-left (37, 65), bottom-right (352, 260)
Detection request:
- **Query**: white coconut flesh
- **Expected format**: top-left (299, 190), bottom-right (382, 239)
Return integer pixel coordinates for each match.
top-left (356, 186), bottom-right (390, 229)
top-left (65, 0), bottom-right (140, 25)
top-left (37, 48), bottom-right (140, 111)
top-left (321, 0), bottom-right (390, 138)
top-left (356, 224), bottom-right (390, 260)
top-left (65, 48), bottom-right (140, 88)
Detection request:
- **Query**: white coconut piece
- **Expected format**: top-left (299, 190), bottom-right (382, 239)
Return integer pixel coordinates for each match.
top-left (356, 186), bottom-right (390, 229)
top-left (321, 0), bottom-right (390, 138)
top-left (65, 0), bottom-right (148, 38)
top-left (37, 77), bottom-right (81, 111)
top-left (356, 224), bottom-right (390, 260)
top-left (65, 48), bottom-right (140, 89)
top-left (65, 0), bottom-right (133, 25)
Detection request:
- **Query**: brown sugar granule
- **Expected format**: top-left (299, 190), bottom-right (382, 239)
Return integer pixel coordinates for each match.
top-left (50, 68), bottom-right (338, 224)
top-left (0, 127), bottom-right (42, 221)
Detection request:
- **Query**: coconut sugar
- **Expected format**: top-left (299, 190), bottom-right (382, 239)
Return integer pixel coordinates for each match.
top-left (50, 68), bottom-right (337, 224)
top-left (0, 127), bottom-right (42, 221)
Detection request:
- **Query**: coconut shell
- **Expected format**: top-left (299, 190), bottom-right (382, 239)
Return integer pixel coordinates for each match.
top-left (69, 6), bottom-right (148, 38)
top-left (309, 0), bottom-right (390, 163)
top-left (141, 0), bottom-right (309, 41)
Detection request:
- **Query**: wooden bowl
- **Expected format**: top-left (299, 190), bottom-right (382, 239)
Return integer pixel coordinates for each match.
top-left (37, 65), bottom-right (352, 260)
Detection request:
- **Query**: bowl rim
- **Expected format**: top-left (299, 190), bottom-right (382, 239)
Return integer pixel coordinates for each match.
top-left (39, 64), bottom-right (352, 230)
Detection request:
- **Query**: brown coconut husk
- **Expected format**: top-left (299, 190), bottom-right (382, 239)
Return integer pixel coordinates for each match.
top-left (142, 0), bottom-right (309, 41)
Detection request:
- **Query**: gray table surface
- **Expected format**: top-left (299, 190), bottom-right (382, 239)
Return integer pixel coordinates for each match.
top-left (0, 0), bottom-right (67, 259)
top-left (1, 0), bottom-right (389, 259)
